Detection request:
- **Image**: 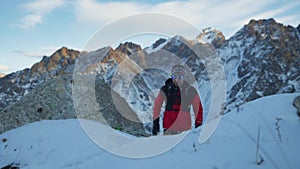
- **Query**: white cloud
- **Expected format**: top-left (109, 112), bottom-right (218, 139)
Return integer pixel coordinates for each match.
top-left (13, 50), bottom-right (44, 58)
top-left (21, 14), bottom-right (43, 28)
top-left (0, 65), bottom-right (10, 71)
top-left (19, 0), bottom-right (66, 28)
top-left (232, 1), bottom-right (300, 27)
top-left (74, 0), bottom-right (145, 23)
top-left (74, 0), bottom-right (300, 38)
top-left (13, 46), bottom-right (82, 58)
top-left (12, 46), bottom-right (60, 58)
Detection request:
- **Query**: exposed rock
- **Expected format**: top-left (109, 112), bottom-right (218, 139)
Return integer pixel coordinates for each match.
top-left (293, 95), bottom-right (300, 117)
top-left (0, 47), bottom-right (80, 111)
top-left (0, 74), bottom-right (147, 136)
top-left (30, 47), bottom-right (80, 77)
top-left (1, 164), bottom-right (20, 169)
top-left (115, 42), bottom-right (148, 68)
top-left (151, 38), bottom-right (167, 49)
top-left (222, 18), bottom-right (300, 111)
top-left (0, 75), bottom-right (76, 133)
top-left (196, 27), bottom-right (226, 47)
top-left (115, 42), bottom-right (142, 55)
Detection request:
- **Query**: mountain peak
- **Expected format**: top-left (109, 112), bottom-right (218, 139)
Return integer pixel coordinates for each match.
top-left (51, 46), bottom-right (79, 58)
top-left (248, 18), bottom-right (278, 26)
top-left (244, 18), bottom-right (284, 37)
top-left (0, 73), bottom-right (6, 78)
top-left (196, 27), bottom-right (225, 46)
top-left (30, 47), bottom-right (80, 77)
top-left (232, 18), bottom-right (299, 42)
top-left (115, 42), bottom-right (142, 55)
top-left (151, 38), bottom-right (167, 49)
top-left (169, 35), bottom-right (194, 46)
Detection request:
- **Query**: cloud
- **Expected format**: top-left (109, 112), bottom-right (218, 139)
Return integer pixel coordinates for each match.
top-left (19, 0), bottom-right (66, 28)
top-left (13, 46), bottom-right (82, 58)
top-left (232, 1), bottom-right (300, 28)
top-left (13, 47), bottom-right (60, 58)
top-left (74, 0), bottom-right (144, 23)
top-left (74, 0), bottom-right (300, 38)
top-left (13, 50), bottom-right (44, 58)
top-left (0, 65), bottom-right (10, 71)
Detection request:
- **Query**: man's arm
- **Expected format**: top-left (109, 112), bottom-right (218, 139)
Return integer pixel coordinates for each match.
top-left (192, 93), bottom-right (203, 127)
top-left (152, 90), bottom-right (165, 135)
top-left (153, 91), bottom-right (165, 120)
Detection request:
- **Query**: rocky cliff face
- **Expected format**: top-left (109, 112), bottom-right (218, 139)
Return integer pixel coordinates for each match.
top-left (0, 75), bottom-right (75, 133)
top-left (219, 18), bottom-right (300, 111)
top-left (0, 47), bottom-right (80, 111)
top-left (0, 74), bottom-right (147, 136)
top-left (30, 47), bottom-right (79, 77)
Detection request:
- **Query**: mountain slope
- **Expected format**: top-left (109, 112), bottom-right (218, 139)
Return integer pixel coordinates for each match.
top-left (0, 47), bottom-right (80, 111)
top-left (0, 93), bottom-right (299, 169)
top-left (0, 74), bottom-right (146, 136)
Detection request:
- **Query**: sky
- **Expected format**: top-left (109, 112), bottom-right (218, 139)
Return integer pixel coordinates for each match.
top-left (0, 0), bottom-right (299, 75)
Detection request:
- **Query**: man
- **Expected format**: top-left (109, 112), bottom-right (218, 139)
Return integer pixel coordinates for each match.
top-left (152, 65), bottom-right (203, 135)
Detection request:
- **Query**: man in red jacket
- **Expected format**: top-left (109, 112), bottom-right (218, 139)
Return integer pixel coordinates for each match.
top-left (152, 65), bottom-right (203, 135)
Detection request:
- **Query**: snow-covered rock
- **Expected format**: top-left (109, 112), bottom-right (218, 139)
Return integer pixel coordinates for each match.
top-left (196, 27), bottom-right (225, 46)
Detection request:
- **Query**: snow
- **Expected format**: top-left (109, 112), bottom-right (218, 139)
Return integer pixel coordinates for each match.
top-left (145, 39), bottom-right (168, 54)
top-left (196, 27), bottom-right (220, 44)
top-left (1, 93), bottom-right (299, 169)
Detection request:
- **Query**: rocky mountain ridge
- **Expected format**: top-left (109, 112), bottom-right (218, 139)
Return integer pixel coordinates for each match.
top-left (0, 47), bottom-right (80, 110)
top-left (219, 18), bottom-right (300, 110)
top-left (0, 18), bottom-right (299, 135)
top-left (196, 27), bottom-right (226, 47)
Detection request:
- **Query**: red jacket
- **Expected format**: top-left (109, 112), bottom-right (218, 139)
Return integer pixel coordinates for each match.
top-left (153, 79), bottom-right (203, 132)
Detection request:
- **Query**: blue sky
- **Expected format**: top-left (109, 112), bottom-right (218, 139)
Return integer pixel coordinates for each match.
top-left (1, 0), bottom-right (299, 75)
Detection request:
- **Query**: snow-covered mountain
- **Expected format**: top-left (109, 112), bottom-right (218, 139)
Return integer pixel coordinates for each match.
top-left (0, 18), bottom-right (299, 135)
top-left (109, 18), bottom-right (300, 125)
top-left (219, 19), bottom-right (300, 112)
top-left (1, 94), bottom-right (299, 169)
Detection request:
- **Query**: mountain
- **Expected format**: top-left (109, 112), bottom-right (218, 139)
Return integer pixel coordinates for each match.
top-left (219, 18), bottom-right (300, 111)
top-left (196, 27), bottom-right (226, 47)
top-left (0, 46), bottom-right (147, 135)
top-left (0, 74), bottom-right (146, 136)
top-left (0, 18), bottom-right (299, 135)
top-left (0, 47), bottom-right (80, 111)
top-left (1, 93), bottom-right (299, 169)
top-left (112, 18), bottom-right (300, 123)
top-left (0, 73), bottom-right (5, 78)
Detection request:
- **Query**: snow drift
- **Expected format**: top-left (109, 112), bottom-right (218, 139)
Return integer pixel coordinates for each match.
top-left (1, 93), bottom-right (299, 169)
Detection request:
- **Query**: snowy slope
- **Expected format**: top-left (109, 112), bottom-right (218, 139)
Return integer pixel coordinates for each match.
top-left (1, 93), bottom-right (299, 169)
